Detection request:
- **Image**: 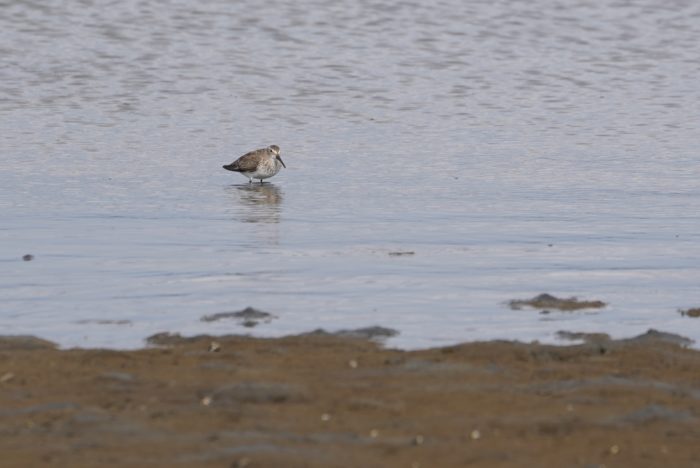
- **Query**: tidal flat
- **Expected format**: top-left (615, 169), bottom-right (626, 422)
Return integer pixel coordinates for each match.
top-left (1, 330), bottom-right (699, 467)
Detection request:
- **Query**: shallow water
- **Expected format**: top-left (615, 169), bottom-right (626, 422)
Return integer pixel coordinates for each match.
top-left (2, 0), bottom-right (700, 348)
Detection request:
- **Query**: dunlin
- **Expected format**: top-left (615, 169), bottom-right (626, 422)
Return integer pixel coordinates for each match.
top-left (223, 145), bottom-right (286, 183)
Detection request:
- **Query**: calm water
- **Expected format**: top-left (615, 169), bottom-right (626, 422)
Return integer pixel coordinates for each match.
top-left (2, 0), bottom-right (700, 348)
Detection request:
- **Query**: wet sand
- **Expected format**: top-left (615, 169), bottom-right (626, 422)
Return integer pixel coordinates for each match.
top-left (1, 331), bottom-right (699, 467)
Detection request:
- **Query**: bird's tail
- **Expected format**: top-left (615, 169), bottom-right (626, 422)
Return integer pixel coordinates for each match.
top-left (223, 164), bottom-right (239, 172)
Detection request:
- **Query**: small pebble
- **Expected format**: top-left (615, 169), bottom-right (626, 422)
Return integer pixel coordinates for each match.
top-left (369, 429), bottom-right (379, 438)
top-left (610, 445), bottom-right (620, 455)
top-left (348, 359), bottom-right (358, 369)
top-left (201, 396), bottom-right (213, 406)
top-left (413, 435), bottom-right (424, 446)
top-left (0, 372), bottom-right (15, 383)
top-left (321, 413), bottom-right (331, 422)
top-left (470, 429), bottom-right (481, 440)
top-left (208, 341), bottom-right (221, 352)
top-left (22, 254), bottom-right (34, 261)
top-left (233, 458), bottom-right (251, 468)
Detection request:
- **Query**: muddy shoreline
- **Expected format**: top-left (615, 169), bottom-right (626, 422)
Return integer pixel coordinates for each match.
top-left (1, 330), bottom-right (699, 467)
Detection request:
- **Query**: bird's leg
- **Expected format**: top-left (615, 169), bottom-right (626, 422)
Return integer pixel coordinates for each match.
top-left (259, 179), bottom-right (264, 184)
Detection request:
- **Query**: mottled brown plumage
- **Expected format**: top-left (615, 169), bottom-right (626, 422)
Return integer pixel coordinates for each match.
top-left (225, 148), bottom-right (270, 173)
top-left (223, 145), bottom-right (285, 183)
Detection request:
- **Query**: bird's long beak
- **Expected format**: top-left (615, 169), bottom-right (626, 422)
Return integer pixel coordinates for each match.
top-left (276, 155), bottom-right (286, 168)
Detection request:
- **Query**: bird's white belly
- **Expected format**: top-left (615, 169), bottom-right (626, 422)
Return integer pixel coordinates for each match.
top-left (242, 160), bottom-right (282, 180)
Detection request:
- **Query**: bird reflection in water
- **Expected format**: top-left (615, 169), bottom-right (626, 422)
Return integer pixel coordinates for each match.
top-left (226, 183), bottom-right (283, 225)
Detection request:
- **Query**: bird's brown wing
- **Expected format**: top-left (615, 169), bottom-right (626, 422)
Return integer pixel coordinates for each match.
top-left (225, 148), bottom-right (266, 172)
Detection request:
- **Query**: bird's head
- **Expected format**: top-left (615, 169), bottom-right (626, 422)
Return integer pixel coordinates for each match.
top-left (269, 145), bottom-right (285, 168)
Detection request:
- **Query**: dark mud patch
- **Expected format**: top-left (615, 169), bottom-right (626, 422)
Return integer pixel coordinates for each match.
top-left (556, 329), bottom-right (693, 349)
top-left (679, 307), bottom-right (700, 318)
top-left (209, 382), bottom-right (309, 405)
top-left (147, 326), bottom-right (398, 347)
top-left (201, 307), bottom-right (277, 327)
top-left (388, 251), bottom-right (415, 256)
top-left (303, 326), bottom-right (399, 341)
top-left (623, 329), bottom-right (693, 347)
top-left (509, 293), bottom-right (606, 311)
top-left (147, 332), bottom-right (234, 346)
top-left (610, 404), bottom-right (696, 425)
top-left (556, 331), bottom-right (611, 344)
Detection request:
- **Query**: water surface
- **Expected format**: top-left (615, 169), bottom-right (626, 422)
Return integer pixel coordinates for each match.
top-left (2, 0), bottom-right (700, 348)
